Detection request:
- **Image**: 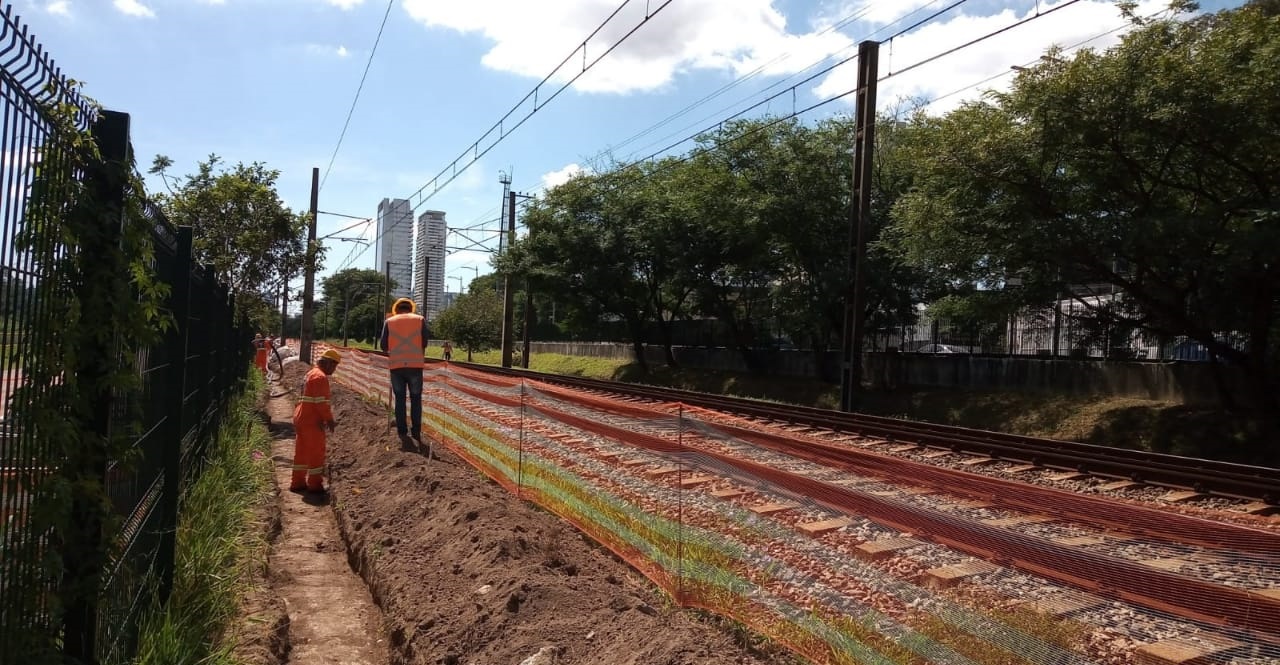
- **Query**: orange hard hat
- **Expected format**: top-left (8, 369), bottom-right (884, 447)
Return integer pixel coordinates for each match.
top-left (390, 297), bottom-right (417, 314)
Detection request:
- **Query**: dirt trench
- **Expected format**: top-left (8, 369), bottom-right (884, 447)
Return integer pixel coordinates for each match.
top-left (236, 361), bottom-right (798, 665)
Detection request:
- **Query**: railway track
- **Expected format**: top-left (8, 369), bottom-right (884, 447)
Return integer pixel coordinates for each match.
top-left (445, 360), bottom-right (1280, 505)
top-left (431, 367), bottom-right (1280, 645)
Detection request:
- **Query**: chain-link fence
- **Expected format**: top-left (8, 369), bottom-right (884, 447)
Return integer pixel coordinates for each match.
top-left (0, 6), bottom-right (254, 662)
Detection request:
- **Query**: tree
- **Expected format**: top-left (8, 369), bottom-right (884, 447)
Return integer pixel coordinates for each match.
top-left (433, 288), bottom-right (502, 361)
top-left (513, 172), bottom-right (656, 369)
top-left (149, 154), bottom-right (308, 330)
top-left (888, 3), bottom-right (1280, 407)
top-left (319, 268), bottom-right (393, 345)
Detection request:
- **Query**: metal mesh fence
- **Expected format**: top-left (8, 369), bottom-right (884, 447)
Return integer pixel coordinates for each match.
top-left (323, 344), bottom-right (1280, 665)
top-left (0, 6), bottom-right (255, 662)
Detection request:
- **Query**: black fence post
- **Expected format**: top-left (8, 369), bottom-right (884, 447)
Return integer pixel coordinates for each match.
top-left (63, 109), bottom-right (131, 665)
top-left (157, 227), bottom-right (192, 603)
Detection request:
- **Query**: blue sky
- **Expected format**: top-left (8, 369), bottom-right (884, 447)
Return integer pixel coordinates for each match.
top-left (18, 0), bottom-right (1240, 310)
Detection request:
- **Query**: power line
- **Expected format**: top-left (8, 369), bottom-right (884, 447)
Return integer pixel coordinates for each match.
top-left (319, 0), bottom-right (396, 194)
top-left (336, 0), bottom-right (677, 273)
top-left (626, 0), bottom-right (972, 166)
top-left (916, 14), bottom-right (1145, 113)
top-left (601, 0), bottom-right (886, 159)
top-left (399, 0), bottom-right (677, 214)
top-left (591, 0), bottom-right (1088, 196)
top-left (618, 0), bottom-right (966, 162)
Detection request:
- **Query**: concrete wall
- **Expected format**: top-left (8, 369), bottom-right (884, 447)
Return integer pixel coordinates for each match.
top-left (526, 342), bottom-right (1249, 406)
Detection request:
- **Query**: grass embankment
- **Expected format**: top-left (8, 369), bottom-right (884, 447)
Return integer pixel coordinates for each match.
top-left (132, 372), bottom-right (273, 665)
top-left (457, 350), bottom-right (1277, 466)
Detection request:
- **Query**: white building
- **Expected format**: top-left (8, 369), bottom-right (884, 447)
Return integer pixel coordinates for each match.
top-left (413, 210), bottom-right (447, 322)
top-left (376, 198), bottom-right (414, 301)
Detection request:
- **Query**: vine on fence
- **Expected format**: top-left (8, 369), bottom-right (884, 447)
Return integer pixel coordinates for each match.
top-left (4, 80), bottom-right (172, 663)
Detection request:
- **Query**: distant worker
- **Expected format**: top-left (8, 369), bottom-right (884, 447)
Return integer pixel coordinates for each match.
top-left (442, 340), bottom-right (453, 362)
top-left (252, 333), bottom-right (268, 373)
top-left (379, 298), bottom-right (429, 442)
top-left (291, 349), bottom-right (341, 494)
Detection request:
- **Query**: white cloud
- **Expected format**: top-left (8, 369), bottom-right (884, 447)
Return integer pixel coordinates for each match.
top-left (46, 0), bottom-right (70, 16)
top-left (814, 0), bottom-right (1167, 115)
top-left (539, 163), bottom-right (584, 190)
top-left (112, 0), bottom-right (154, 18)
top-left (402, 0), bottom-right (854, 94)
top-left (306, 43), bottom-right (351, 58)
top-left (817, 0), bottom-right (942, 29)
top-left (327, 0), bottom-right (366, 9)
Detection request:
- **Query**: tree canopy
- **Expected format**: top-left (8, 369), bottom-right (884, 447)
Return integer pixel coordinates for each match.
top-left (317, 268), bottom-right (394, 345)
top-left (887, 1), bottom-right (1279, 405)
top-left (433, 288), bottom-right (502, 361)
top-left (493, 1), bottom-right (1277, 406)
top-left (149, 154), bottom-right (309, 331)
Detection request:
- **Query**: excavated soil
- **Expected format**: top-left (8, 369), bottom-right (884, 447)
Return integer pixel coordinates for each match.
top-left (279, 362), bottom-right (800, 665)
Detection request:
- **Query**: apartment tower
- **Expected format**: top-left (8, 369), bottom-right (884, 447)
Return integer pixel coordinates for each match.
top-left (413, 210), bottom-right (447, 321)
top-left (375, 198), bottom-right (414, 302)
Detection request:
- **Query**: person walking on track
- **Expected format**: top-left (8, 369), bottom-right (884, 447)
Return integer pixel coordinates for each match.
top-left (291, 349), bottom-right (341, 494)
top-left (442, 340), bottom-right (453, 362)
top-left (379, 297), bottom-right (429, 442)
top-left (252, 333), bottom-right (268, 373)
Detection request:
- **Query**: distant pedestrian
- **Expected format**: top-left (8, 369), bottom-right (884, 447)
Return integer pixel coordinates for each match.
top-left (442, 341), bottom-right (453, 362)
top-left (252, 333), bottom-right (268, 373)
top-left (380, 298), bottom-right (429, 442)
top-left (291, 349), bottom-right (340, 494)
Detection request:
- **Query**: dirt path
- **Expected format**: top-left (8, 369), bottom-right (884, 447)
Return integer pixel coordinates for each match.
top-left (264, 378), bottom-right (388, 665)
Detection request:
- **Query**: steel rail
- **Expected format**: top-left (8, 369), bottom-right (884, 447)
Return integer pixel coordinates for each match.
top-left (443, 360), bottom-right (1280, 504)
top-left (433, 369), bottom-right (1280, 639)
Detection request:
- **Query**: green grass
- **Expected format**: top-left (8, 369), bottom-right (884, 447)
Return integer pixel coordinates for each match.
top-left (131, 371), bottom-right (274, 665)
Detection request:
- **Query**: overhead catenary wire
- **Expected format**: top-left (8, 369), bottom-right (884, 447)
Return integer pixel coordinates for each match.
top-left (334, 0), bottom-right (677, 273)
top-left (319, 0), bottom-right (396, 194)
top-left (600, 0), bottom-right (889, 159)
top-left (587, 0), bottom-right (1090, 197)
top-left (403, 0), bottom-right (970, 263)
top-left (619, 0), bottom-right (968, 162)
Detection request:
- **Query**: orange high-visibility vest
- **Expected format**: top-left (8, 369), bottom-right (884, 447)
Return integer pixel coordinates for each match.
top-left (385, 313), bottom-right (426, 370)
top-left (292, 366), bottom-right (333, 427)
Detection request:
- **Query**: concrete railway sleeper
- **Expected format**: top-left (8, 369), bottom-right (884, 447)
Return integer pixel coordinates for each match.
top-left (448, 360), bottom-right (1279, 504)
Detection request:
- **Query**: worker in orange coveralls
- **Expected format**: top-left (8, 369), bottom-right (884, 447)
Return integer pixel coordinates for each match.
top-left (252, 333), bottom-right (268, 373)
top-left (291, 348), bottom-right (341, 494)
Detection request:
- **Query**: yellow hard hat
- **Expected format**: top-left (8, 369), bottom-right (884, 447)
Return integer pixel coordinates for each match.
top-left (320, 349), bottom-right (342, 364)
top-left (391, 297), bottom-right (417, 314)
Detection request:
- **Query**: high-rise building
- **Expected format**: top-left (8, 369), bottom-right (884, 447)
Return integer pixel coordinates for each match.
top-left (413, 210), bottom-right (447, 321)
top-left (376, 198), bottom-right (414, 303)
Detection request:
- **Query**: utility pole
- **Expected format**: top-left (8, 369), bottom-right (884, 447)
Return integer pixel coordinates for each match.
top-left (279, 284), bottom-right (288, 338)
top-left (501, 190), bottom-right (517, 367)
top-left (385, 260), bottom-right (391, 312)
top-left (840, 40), bottom-right (879, 413)
top-left (500, 189), bottom-right (535, 367)
top-left (522, 278), bottom-right (532, 368)
top-left (300, 167), bottom-right (319, 362)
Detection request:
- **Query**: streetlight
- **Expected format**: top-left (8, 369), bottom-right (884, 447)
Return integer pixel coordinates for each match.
top-left (449, 275), bottom-right (463, 293)
top-left (464, 265), bottom-right (479, 292)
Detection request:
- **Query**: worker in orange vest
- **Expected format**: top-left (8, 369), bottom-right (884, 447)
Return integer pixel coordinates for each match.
top-left (291, 349), bottom-right (341, 493)
top-left (252, 333), bottom-right (268, 373)
top-left (379, 298), bottom-right (429, 441)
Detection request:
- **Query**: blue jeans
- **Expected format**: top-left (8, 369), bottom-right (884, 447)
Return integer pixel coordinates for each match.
top-left (389, 368), bottom-right (423, 436)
